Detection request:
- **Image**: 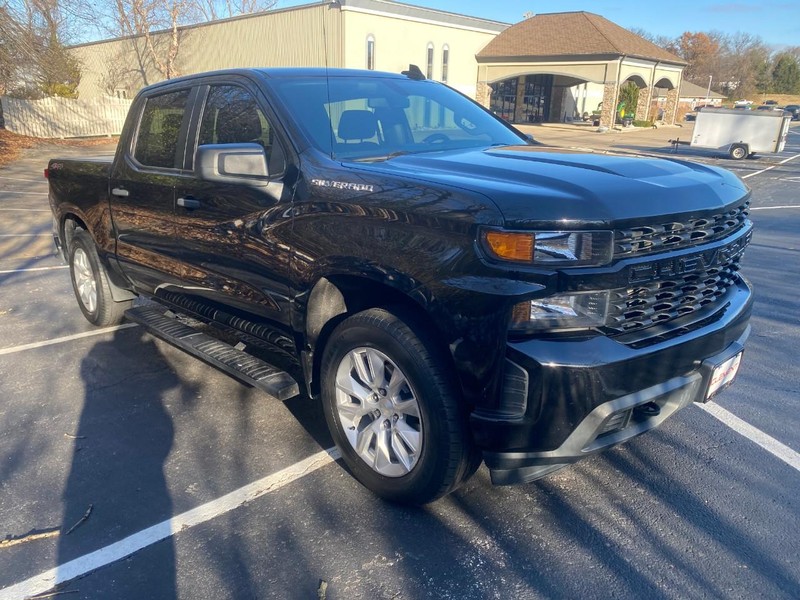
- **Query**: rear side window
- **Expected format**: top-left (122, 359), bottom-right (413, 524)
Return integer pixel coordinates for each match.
top-left (198, 85), bottom-right (286, 175)
top-left (134, 90), bottom-right (190, 169)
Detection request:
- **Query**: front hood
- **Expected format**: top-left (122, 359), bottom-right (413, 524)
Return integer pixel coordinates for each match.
top-left (347, 145), bottom-right (749, 228)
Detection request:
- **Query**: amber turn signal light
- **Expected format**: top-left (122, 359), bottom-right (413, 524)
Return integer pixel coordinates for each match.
top-left (483, 231), bottom-right (534, 263)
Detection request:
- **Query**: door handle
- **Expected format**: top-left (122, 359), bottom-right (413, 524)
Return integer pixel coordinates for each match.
top-left (111, 187), bottom-right (129, 197)
top-left (177, 197), bottom-right (201, 209)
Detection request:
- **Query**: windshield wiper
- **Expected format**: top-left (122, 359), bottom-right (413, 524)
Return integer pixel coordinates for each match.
top-left (352, 151), bottom-right (411, 163)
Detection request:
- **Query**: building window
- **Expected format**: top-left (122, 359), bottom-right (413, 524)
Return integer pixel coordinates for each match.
top-left (426, 43), bottom-right (434, 79)
top-left (489, 78), bottom-right (517, 121)
top-left (522, 74), bottom-right (554, 123)
top-left (366, 35), bottom-right (375, 70)
top-left (441, 44), bottom-right (449, 83)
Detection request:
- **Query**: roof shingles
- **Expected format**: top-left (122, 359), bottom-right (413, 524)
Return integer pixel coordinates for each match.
top-left (477, 11), bottom-right (685, 65)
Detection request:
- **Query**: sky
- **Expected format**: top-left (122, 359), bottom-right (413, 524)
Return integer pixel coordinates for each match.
top-left (281, 0), bottom-right (799, 49)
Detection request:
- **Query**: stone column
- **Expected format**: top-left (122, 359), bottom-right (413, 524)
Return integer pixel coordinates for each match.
top-left (475, 81), bottom-right (492, 109)
top-left (600, 81), bottom-right (618, 129)
top-left (635, 86), bottom-right (652, 121)
top-left (513, 77), bottom-right (526, 123)
top-left (665, 87), bottom-right (679, 125)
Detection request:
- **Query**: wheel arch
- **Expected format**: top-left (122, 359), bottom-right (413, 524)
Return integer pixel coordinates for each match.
top-left (62, 211), bottom-right (135, 302)
top-left (304, 274), bottom-right (456, 401)
top-left (60, 213), bottom-right (88, 260)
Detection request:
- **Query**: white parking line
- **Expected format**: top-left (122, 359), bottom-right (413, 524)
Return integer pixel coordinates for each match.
top-left (0, 324), bottom-right (138, 356)
top-left (742, 152), bottom-right (800, 179)
top-left (0, 447), bottom-right (340, 600)
top-left (698, 402), bottom-right (800, 471)
top-left (0, 265), bottom-right (67, 274)
top-left (0, 176), bottom-right (44, 183)
top-left (0, 208), bottom-right (51, 212)
top-left (0, 190), bottom-right (47, 195)
top-left (0, 234), bottom-right (50, 237)
top-left (750, 205), bottom-right (800, 211)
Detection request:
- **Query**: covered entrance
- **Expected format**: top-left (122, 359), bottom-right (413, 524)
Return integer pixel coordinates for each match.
top-left (490, 75), bottom-right (553, 123)
top-left (475, 12), bottom-right (686, 128)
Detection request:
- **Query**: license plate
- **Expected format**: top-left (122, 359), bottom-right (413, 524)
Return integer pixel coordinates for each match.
top-left (706, 351), bottom-right (743, 400)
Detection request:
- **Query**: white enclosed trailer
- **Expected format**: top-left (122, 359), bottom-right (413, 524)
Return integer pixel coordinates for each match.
top-left (689, 108), bottom-right (791, 159)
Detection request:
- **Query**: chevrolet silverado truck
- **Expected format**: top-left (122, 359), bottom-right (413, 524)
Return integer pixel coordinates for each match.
top-left (48, 68), bottom-right (753, 504)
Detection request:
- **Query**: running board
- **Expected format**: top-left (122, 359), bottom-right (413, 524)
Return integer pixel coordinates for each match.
top-left (125, 306), bottom-right (300, 401)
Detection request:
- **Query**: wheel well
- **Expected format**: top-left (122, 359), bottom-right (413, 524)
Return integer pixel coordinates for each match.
top-left (306, 276), bottom-right (452, 399)
top-left (62, 214), bottom-right (135, 302)
top-left (62, 214), bottom-right (88, 256)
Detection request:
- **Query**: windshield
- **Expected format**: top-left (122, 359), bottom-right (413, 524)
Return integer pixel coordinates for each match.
top-left (269, 75), bottom-right (525, 160)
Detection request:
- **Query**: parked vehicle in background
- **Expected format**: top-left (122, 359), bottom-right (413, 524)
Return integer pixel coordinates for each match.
top-left (784, 105), bottom-right (799, 121)
top-left (764, 100), bottom-right (778, 105)
top-left (48, 68), bottom-right (754, 504)
top-left (683, 107), bottom-right (792, 159)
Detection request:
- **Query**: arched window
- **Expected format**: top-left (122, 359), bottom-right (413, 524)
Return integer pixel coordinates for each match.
top-left (426, 42), bottom-right (434, 79)
top-left (441, 44), bottom-right (449, 83)
top-left (366, 35), bottom-right (375, 70)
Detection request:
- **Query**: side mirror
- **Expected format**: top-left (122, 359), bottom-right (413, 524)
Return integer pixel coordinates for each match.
top-left (195, 143), bottom-right (268, 183)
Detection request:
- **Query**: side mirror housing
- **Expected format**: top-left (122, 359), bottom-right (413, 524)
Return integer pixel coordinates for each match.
top-left (195, 143), bottom-right (268, 183)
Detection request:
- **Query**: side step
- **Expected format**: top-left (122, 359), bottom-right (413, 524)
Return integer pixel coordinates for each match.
top-left (125, 306), bottom-right (300, 401)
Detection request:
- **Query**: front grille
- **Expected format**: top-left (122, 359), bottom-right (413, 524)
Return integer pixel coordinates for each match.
top-left (614, 201), bottom-right (749, 258)
top-left (604, 259), bottom-right (742, 334)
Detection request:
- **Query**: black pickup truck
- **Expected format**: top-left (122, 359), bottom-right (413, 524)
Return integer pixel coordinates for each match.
top-left (48, 68), bottom-right (753, 504)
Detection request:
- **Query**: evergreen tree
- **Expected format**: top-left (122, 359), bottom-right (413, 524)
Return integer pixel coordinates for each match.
top-left (772, 53), bottom-right (800, 94)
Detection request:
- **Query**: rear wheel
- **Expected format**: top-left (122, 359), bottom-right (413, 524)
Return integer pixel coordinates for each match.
top-left (69, 229), bottom-right (132, 326)
top-left (321, 308), bottom-right (477, 504)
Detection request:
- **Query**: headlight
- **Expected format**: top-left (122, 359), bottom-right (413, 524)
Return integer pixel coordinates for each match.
top-left (481, 229), bottom-right (613, 267)
top-left (510, 291), bottom-right (610, 333)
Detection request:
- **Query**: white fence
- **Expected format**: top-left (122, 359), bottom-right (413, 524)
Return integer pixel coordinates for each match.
top-left (0, 96), bottom-right (133, 138)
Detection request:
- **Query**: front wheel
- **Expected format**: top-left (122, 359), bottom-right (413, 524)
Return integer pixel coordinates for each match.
top-left (321, 308), bottom-right (477, 504)
top-left (69, 229), bottom-right (132, 326)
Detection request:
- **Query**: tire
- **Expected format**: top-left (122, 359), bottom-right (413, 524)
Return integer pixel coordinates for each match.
top-left (69, 229), bottom-right (132, 326)
top-left (729, 144), bottom-right (748, 160)
top-left (321, 308), bottom-right (477, 504)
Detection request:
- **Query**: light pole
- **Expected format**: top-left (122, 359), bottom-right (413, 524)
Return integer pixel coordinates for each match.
top-left (705, 75), bottom-right (712, 105)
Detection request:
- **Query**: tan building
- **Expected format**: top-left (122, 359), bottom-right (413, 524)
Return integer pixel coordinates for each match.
top-left (475, 12), bottom-right (687, 128)
top-left (71, 0), bottom-right (506, 100)
top-left (71, 4), bottom-right (687, 132)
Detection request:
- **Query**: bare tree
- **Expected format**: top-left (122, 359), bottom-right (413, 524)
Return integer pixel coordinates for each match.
top-left (106, 0), bottom-right (276, 83)
top-left (628, 27), bottom-right (678, 55)
top-left (110, 0), bottom-right (189, 80)
top-left (194, 0), bottom-right (276, 21)
top-left (0, 0), bottom-right (82, 97)
top-left (719, 32), bottom-right (771, 97)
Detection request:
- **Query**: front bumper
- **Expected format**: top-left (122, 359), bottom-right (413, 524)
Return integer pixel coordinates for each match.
top-left (472, 276), bottom-right (752, 485)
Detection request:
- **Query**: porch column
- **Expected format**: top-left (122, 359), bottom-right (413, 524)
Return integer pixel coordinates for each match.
top-left (635, 86), bottom-right (652, 121)
top-left (475, 81), bottom-right (492, 109)
top-left (513, 77), bottom-right (526, 122)
top-left (665, 87), bottom-right (679, 125)
top-left (600, 81), bottom-right (618, 128)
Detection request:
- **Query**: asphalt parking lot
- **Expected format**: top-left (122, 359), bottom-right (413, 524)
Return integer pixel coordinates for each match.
top-left (1, 125), bottom-right (799, 599)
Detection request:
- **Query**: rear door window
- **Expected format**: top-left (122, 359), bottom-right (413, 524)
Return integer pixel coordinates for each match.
top-left (134, 90), bottom-right (191, 169)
